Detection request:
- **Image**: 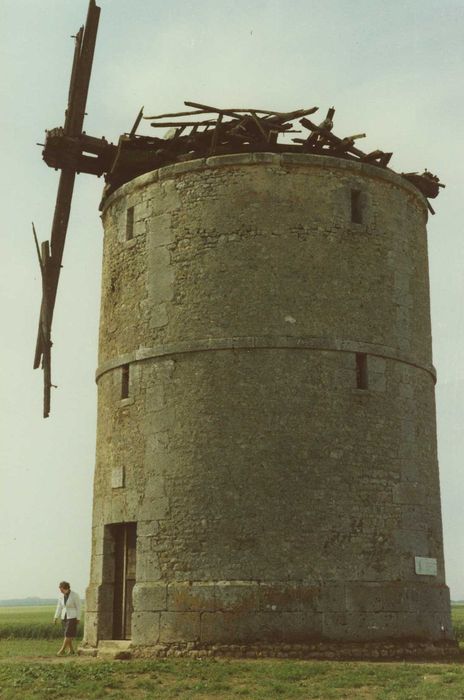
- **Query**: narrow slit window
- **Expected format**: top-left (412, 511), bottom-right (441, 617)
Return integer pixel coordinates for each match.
top-left (121, 364), bottom-right (130, 399)
top-left (126, 206), bottom-right (134, 240)
top-left (351, 189), bottom-right (362, 224)
top-left (356, 353), bottom-right (368, 390)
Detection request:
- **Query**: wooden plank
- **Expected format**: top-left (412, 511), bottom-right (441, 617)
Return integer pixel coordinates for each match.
top-left (147, 105), bottom-right (282, 119)
top-left (145, 108), bottom-right (211, 119)
top-left (77, 154), bottom-right (107, 175)
top-left (228, 116), bottom-right (250, 136)
top-left (299, 117), bottom-right (367, 159)
top-left (184, 101), bottom-right (243, 119)
top-left (331, 134), bottom-right (366, 153)
top-left (146, 104), bottom-right (318, 120)
top-left (361, 149), bottom-right (383, 162)
top-left (345, 133), bottom-right (366, 142)
top-left (34, 1), bottom-right (101, 400)
top-left (33, 169), bottom-right (76, 369)
top-left (209, 113), bottom-right (223, 155)
top-left (402, 172), bottom-right (442, 198)
top-left (184, 101), bottom-right (306, 122)
top-left (42, 131), bottom-right (115, 174)
top-left (250, 111), bottom-right (268, 141)
top-left (32, 223), bottom-right (43, 274)
top-left (66, 0), bottom-right (101, 137)
top-left (378, 152), bottom-right (392, 167)
top-left (268, 130), bottom-right (278, 145)
top-left (32, 224), bottom-right (53, 417)
top-left (149, 119), bottom-right (217, 128)
top-left (66, 27), bottom-right (83, 114)
top-left (183, 102), bottom-right (319, 120)
top-left (129, 106), bottom-right (144, 137)
top-left (361, 150), bottom-right (392, 167)
top-left (32, 224), bottom-right (46, 371)
top-left (40, 241), bottom-right (52, 418)
top-left (80, 133), bottom-right (112, 152)
top-left (262, 107), bottom-right (318, 124)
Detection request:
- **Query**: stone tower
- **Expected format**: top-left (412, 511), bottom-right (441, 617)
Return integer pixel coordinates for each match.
top-left (84, 152), bottom-right (453, 655)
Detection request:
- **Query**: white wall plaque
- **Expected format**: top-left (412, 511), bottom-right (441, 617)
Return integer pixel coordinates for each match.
top-left (415, 556), bottom-right (437, 576)
top-left (111, 465), bottom-right (125, 489)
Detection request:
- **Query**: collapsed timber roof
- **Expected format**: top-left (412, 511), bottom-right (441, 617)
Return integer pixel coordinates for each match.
top-left (42, 100), bottom-right (445, 214)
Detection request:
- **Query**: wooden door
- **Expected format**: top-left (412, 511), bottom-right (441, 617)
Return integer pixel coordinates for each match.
top-left (112, 522), bottom-right (137, 639)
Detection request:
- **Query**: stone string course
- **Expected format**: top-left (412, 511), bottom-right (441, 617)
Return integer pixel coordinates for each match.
top-left (95, 336), bottom-right (436, 384)
top-left (84, 152), bottom-right (454, 654)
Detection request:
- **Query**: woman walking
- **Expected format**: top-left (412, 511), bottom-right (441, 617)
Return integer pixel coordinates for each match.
top-left (54, 581), bottom-right (81, 656)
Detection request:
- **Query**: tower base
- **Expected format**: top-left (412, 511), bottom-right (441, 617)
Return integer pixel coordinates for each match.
top-left (129, 639), bottom-right (459, 661)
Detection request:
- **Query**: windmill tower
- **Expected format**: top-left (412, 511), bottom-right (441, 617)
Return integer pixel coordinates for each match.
top-left (35, 1), bottom-right (455, 658)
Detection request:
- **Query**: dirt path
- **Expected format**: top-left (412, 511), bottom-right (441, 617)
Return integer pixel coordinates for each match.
top-left (0, 654), bottom-right (99, 664)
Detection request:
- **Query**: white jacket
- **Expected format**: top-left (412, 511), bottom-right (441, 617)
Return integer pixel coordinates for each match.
top-left (54, 590), bottom-right (81, 620)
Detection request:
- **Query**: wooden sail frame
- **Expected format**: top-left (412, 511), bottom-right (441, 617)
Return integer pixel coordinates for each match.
top-left (33, 0), bottom-right (100, 417)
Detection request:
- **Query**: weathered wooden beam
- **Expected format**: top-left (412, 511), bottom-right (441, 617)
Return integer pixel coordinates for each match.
top-left (361, 149), bottom-right (383, 162)
top-left (184, 102), bottom-right (308, 123)
top-left (209, 113), bottom-right (224, 155)
top-left (47, 169), bottom-right (75, 289)
top-left (184, 101), bottom-right (243, 119)
top-left (300, 117), bottom-right (367, 159)
top-left (250, 111), bottom-right (268, 141)
top-left (402, 172), bottom-right (442, 199)
top-left (345, 133), bottom-right (366, 142)
top-left (361, 150), bottom-right (392, 167)
top-left (40, 240), bottom-right (52, 419)
top-left (378, 152), bottom-right (393, 167)
top-left (145, 106), bottom-right (318, 126)
top-left (77, 154), bottom-right (107, 175)
top-left (35, 1), bottom-right (101, 386)
top-left (145, 108), bottom-right (211, 119)
top-left (66, 27), bottom-right (84, 114)
top-left (80, 133), bottom-right (111, 152)
top-left (149, 119), bottom-right (218, 128)
top-left (129, 106), bottom-right (144, 137)
top-left (181, 102), bottom-right (319, 120)
top-left (148, 104), bottom-right (238, 119)
top-left (331, 133), bottom-right (367, 153)
top-left (33, 168), bottom-right (76, 370)
top-left (32, 224), bottom-right (53, 417)
top-left (321, 106), bottom-right (335, 130)
top-left (42, 130), bottom-right (115, 175)
top-left (268, 130), bottom-right (278, 145)
top-left (262, 107), bottom-right (318, 123)
top-left (66, 0), bottom-right (101, 137)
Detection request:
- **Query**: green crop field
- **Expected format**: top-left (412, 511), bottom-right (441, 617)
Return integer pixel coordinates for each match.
top-left (0, 605), bottom-right (463, 699)
top-left (452, 604), bottom-right (464, 645)
top-left (452, 604), bottom-right (464, 623)
top-left (0, 606), bottom-right (81, 641)
top-left (0, 606), bottom-right (56, 627)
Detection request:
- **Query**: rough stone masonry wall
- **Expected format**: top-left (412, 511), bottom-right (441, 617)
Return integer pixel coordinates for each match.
top-left (84, 153), bottom-right (452, 650)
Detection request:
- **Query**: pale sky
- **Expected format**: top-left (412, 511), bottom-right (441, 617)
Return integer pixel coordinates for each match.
top-left (1, 0), bottom-right (463, 601)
